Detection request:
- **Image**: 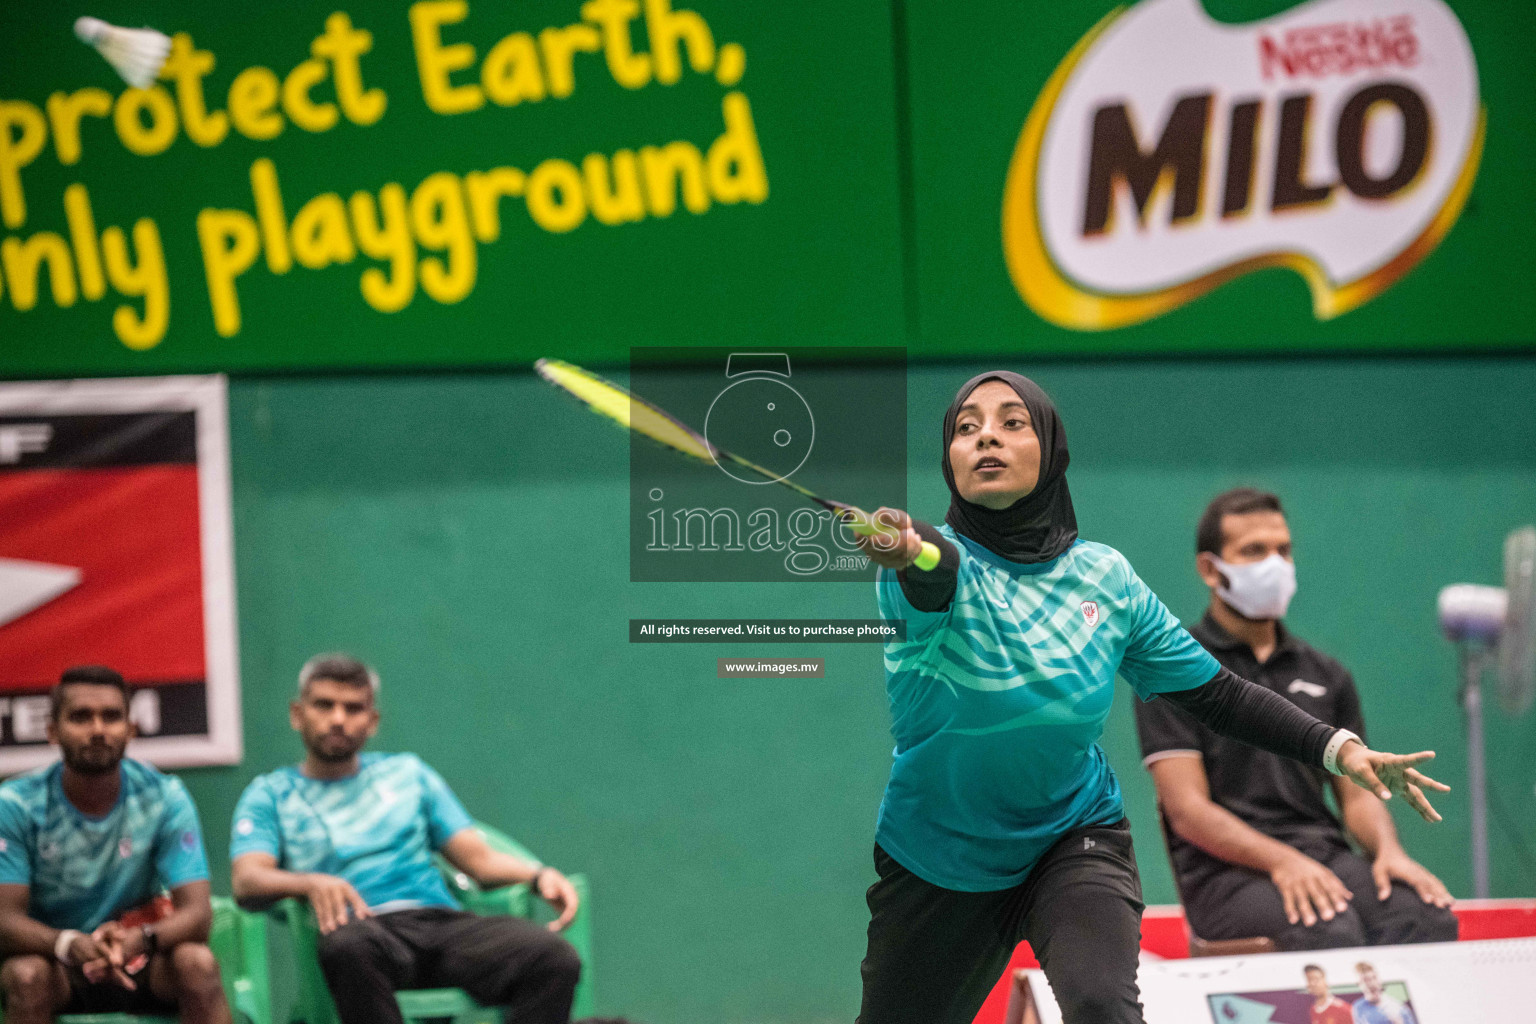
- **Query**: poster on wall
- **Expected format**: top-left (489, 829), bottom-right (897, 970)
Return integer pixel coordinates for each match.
top-left (0, 375), bottom-right (239, 771)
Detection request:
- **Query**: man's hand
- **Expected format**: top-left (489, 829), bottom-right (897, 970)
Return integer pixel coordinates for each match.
top-left (102, 921), bottom-right (151, 975)
top-left (1372, 848), bottom-right (1454, 907)
top-left (74, 928), bottom-right (136, 990)
top-left (304, 874), bottom-right (371, 934)
top-left (1270, 850), bottom-right (1353, 927)
top-left (534, 869), bottom-right (579, 932)
top-left (851, 508), bottom-right (923, 571)
top-left (1337, 742), bottom-right (1450, 823)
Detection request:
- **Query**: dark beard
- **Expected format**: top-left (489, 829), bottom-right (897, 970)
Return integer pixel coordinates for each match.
top-left (62, 745), bottom-right (122, 775)
top-left (307, 735), bottom-right (363, 762)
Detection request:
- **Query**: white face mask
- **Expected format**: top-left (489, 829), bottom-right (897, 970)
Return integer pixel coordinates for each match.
top-left (1212, 553), bottom-right (1296, 620)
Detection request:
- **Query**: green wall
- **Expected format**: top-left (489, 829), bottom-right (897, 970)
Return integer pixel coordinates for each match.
top-left (168, 355), bottom-right (1536, 1024)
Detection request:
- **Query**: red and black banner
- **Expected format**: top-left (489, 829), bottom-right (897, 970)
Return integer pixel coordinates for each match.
top-left (0, 378), bottom-right (239, 770)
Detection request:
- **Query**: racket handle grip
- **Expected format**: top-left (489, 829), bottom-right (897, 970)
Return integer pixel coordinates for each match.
top-left (913, 541), bottom-right (941, 572)
top-left (841, 509), bottom-right (942, 572)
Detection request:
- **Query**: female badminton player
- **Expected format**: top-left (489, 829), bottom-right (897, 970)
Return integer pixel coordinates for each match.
top-left (851, 371), bottom-right (1447, 1024)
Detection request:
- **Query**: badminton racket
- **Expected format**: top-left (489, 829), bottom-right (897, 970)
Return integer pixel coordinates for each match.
top-left (534, 358), bottom-right (940, 571)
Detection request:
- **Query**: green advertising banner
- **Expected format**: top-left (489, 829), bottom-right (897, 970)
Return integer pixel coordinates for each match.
top-left (905, 0), bottom-right (1535, 356)
top-left (0, 0), bottom-right (905, 375)
top-left (0, 0), bottom-right (1531, 376)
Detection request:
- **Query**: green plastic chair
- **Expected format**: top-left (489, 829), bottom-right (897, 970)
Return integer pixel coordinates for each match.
top-left (281, 823), bottom-right (593, 1024)
top-left (0, 896), bottom-right (271, 1024)
top-left (211, 894), bottom-right (274, 1024)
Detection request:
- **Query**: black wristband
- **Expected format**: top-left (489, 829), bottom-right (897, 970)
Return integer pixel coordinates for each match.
top-left (896, 520), bottom-right (960, 612)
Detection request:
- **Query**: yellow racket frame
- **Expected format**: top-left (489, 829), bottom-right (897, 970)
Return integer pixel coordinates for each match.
top-left (535, 358), bottom-right (940, 571)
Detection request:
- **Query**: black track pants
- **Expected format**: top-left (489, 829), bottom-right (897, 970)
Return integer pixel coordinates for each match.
top-left (316, 906), bottom-right (581, 1024)
top-left (856, 819), bottom-right (1147, 1024)
top-left (1188, 847), bottom-right (1459, 951)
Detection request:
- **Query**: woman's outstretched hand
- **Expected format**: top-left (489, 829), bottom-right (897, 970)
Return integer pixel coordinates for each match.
top-left (852, 507), bottom-right (925, 570)
top-left (1338, 742), bottom-right (1451, 823)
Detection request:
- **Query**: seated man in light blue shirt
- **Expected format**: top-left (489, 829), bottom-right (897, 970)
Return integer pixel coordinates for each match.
top-left (0, 666), bottom-right (229, 1024)
top-left (229, 654), bottom-right (588, 1024)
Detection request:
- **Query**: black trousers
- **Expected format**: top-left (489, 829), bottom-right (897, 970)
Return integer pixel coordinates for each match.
top-left (1188, 848), bottom-right (1460, 951)
top-left (316, 906), bottom-right (582, 1024)
top-left (64, 967), bottom-right (180, 1016)
top-left (857, 819), bottom-right (1146, 1024)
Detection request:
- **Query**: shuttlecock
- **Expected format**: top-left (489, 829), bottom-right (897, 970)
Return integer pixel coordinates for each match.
top-left (74, 16), bottom-right (171, 89)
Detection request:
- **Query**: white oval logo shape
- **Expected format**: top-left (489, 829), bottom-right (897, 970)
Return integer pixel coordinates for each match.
top-left (1082, 601), bottom-right (1100, 626)
top-left (1003, 0), bottom-right (1482, 330)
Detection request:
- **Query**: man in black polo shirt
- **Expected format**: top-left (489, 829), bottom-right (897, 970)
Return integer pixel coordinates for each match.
top-left (1135, 488), bottom-right (1457, 951)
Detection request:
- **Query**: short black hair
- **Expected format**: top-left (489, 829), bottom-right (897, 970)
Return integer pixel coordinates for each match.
top-left (297, 653), bottom-right (379, 699)
top-left (51, 665), bottom-right (131, 721)
top-left (1196, 488), bottom-right (1284, 555)
top-left (1303, 964), bottom-right (1325, 974)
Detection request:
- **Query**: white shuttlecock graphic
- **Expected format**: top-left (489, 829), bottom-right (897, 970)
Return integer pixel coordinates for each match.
top-left (74, 16), bottom-right (171, 89)
top-left (0, 557), bottom-right (81, 630)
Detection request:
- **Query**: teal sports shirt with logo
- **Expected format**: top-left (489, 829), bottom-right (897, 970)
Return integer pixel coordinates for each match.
top-left (230, 752), bottom-right (474, 912)
top-left (0, 760), bottom-right (209, 931)
top-left (875, 528), bottom-right (1219, 891)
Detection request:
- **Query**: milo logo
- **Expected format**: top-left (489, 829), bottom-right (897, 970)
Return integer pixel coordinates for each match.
top-left (1002, 0), bottom-right (1482, 330)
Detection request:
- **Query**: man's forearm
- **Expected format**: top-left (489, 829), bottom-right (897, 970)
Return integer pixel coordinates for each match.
top-left (439, 830), bottom-right (545, 890)
top-left (231, 862), bottom-right (317, 909)
top-left (466, 852), bottom-right (542, 890)
top-left (1167, 797), bottom-right (1309, 875)
top-left (0, 910), bottom-right (63, 958)
top-left (1338, 782), bottom-right (1402, 859)
top-left (151, 907), bottom-right (209, 948)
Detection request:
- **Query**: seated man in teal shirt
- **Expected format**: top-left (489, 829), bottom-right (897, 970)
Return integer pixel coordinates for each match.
top-left (0, 666), bottom-right (229, 1024)
top-left (230, 654), bottom-right (587, 1024)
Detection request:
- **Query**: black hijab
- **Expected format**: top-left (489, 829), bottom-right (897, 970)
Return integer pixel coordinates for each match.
top-left (941, 371), bottom-right (1078, 564)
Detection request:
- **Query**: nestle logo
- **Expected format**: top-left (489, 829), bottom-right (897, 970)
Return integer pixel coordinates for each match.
top-left (1259, 16), bottom-right (1419, 80)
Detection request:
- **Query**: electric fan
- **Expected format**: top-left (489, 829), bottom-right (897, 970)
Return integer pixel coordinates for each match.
top-left (1437, 526), bottom-right (1536, 897)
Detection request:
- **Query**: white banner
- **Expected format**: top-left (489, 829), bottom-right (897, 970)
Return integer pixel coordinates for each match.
top-left (1014, 938), bottom-right (1535, 1023)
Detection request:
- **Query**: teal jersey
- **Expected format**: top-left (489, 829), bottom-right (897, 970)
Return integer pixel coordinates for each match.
top-left (0, 760), bottom-right (209, 931)
top-left (230, 752), bottom-right (474, 912)
top-left (875, 531), bottom-right (1219, 891)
